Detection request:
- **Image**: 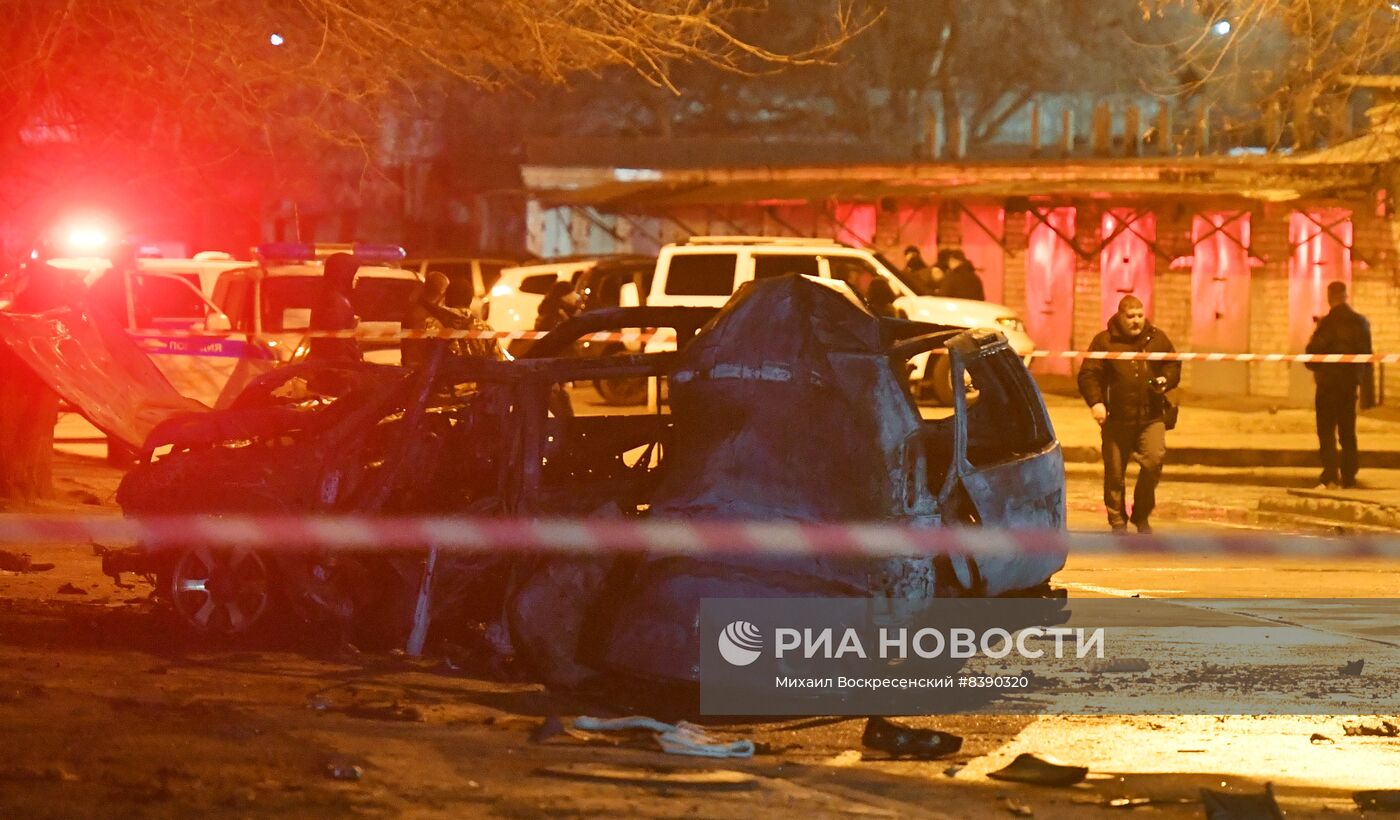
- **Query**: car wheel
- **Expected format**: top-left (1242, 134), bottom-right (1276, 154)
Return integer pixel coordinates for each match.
top-left (927, 355), bottom-right (956, 406)
top-left (162, 546), bottom-right (275, 639)
top-left (594, 376), bottom-right (648, 405)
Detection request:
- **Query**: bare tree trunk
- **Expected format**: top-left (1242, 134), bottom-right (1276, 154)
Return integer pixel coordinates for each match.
top-left (0, 345), bottom-right (59, 503)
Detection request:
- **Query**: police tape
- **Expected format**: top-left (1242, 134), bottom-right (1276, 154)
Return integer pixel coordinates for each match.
top-left (0, 514), bottom-right (1397, 560)
top-left (125, 330), bottom-right (1391, 363)
top-left (1029, 351), bottom-right (1394, 364)
top-left (129, 328), bottom-right (654, 344)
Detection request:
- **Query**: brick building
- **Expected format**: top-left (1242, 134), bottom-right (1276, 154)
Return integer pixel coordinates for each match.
top-left (520, 126), bottom-right (1399, 404)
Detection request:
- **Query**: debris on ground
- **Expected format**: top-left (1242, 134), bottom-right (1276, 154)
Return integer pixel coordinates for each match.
top-left (572, 715), bottom-right (755, 759)
top-left (537, 762), bottom-right (758, 790)
top-left (1340, 658), bottom-right (1365, 676)
top-left (340, 702), bottom-right (423, 722)
top-left (0, 551), bottom-right (54, 573)
top-left (1199, 782), bottom-right (1283, 820)
top-left (1353, 790), bottom-right (1400, 811)
top-left (999, 796), bottom-right (1034, 816)
top-left (824, 750), bottom-right (863, 767)
top-left (56, 583), bottom-right (87, 595)
top-left (1308, 733), bottom-right (1334, 745)
top-left (1343, 719), bottom-right (1400, 737)
top-left (860, 716), bottom-right (963, 759)
top-left (1105, 797), bottom-right (1153, 809)
top-left (322, 758), bottom-right (363, 782)
top-left (987, 753), bottom-right (1088, 787)
top-left (1084, 658), bottom-right (1150, 673)
top-left (529, 715), bottom-right (565, 744)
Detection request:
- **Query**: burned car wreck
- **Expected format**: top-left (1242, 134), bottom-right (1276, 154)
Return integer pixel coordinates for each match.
top-left (28, 275), bottom-right (1067, 686)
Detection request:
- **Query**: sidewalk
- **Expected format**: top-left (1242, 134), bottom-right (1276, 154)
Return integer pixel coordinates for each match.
top-left (1045, 389), bottom-right (1400, 530)
top-left (1045, 390), bottom-right (1400, 466)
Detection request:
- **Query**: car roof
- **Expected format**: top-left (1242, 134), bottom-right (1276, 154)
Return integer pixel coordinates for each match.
top-left (242, 262), bottom-right (422, 281)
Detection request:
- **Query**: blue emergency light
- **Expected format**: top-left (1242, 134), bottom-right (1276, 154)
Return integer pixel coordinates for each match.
top-left (255, 242), bottom-right (406, 263)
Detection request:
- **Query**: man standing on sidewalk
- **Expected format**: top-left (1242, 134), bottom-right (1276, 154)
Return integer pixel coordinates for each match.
top-left (1306, 281), bottom-right (1373, 489)
top-left (1077, 295), bottom-right (1181, 533)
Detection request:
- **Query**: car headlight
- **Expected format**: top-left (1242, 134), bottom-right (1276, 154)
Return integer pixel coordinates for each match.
top-left (996, 316), bottom-right (1026, 333)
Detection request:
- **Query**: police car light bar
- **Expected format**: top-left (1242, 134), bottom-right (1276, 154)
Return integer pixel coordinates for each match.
top-left (255, 242), bottom-right (406, 263)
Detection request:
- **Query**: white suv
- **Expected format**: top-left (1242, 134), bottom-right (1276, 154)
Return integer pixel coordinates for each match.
top-left (645, 236), bottom-right (1034, 402)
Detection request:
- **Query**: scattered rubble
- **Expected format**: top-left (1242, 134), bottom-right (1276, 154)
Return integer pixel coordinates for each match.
top-left (987, 753), bottom-right (1088, 787)
top-left (1353, 790), bottom-right (1400, 812)
top-left (572, 715), bottom-right (754, 759)
top-left (1199, 782), bottom-right (1283, 820)
top-left (322, 759), bottom-right (363, 782)
top-left (860, 716), bottom-right (963, 760)
top-left (537, 762), bottom-right (758, 790)
top-left (0, 551), bottom-right (53, 573)
top-left (1339, 658), bottom-right (1365, 676)
top-left (1308, 733), bottom-right (1334, 745)
top-left (55, 583), bottom-right (86, 596)
top-left (1084, 658), bottom-right (1150, 673)
top-left (1343, 719), bottom-right (1400, 737)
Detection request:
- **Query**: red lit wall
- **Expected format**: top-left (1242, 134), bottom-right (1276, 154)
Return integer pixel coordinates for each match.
top-left (1288, 209), bottom-right (1352, 351)
top-left (1190, 213), bottom-right (1251, 352)
top-left (893, 203), bottom-right (939, 260)
top-left (960, 205), bottom-right (1005, 305)
top-left (831, 202), bottom-right (877, 248)
top-left (1099, 209), bottom-right (1155, 326)
top-left (1025, 207), bottom-right (1076, 374)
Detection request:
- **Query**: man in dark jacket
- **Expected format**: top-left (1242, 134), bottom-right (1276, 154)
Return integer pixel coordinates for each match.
top-left (940, 249), bottom-right (985, 301)
top-left (1306, 281), bottom-right (1373, 489)
top-left (1077, 295), bottom-right (1181, 533)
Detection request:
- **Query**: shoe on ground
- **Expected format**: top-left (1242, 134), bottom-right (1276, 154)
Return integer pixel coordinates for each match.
top-left (1133, 520), bottom-right (1153, 535)
top-left (1110, 525), bottom-right (1129, 535)
top-left (1341, 478), bottom-right (1358, 489)
top-left (1314, 482), bottom-right (1341, 491)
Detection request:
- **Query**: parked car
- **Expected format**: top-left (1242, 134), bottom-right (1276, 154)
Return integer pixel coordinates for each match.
top-left (645, 236), bottom-right (1035, 404)
top-left (52, 276), bottom-right (1067, 691)
top-left (482, 254), bottom-right (653, 332)
top-left (401, 254), bottom-right (531, 315)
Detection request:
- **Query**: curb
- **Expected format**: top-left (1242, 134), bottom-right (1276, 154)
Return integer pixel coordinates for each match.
top-left (1260, 492), bottom-right (1400, 531)
top-left (1062, 445), bottom-right (1400, 469)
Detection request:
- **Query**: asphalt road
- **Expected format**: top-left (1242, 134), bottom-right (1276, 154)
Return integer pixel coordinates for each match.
top-left (3, 445), bottom-right (1396, 817)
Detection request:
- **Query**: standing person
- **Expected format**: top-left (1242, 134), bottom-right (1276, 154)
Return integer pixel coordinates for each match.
top-left (851, 268), bottom-right (899, 318)
top-left (535, 280), bottom-right (581, 333)
top-left (940, 249), bottom-right (985, 301)
top-left (405, 270), bottom-right (501, 365)
top-left (1077, 295), bottom-right (1180, 534)
top-left (901, 245), bottom-right (938, 296)
top-left (1306, 281), bottom-right (1373, 489)
top-left (307, 252), bottom-right (361, 362)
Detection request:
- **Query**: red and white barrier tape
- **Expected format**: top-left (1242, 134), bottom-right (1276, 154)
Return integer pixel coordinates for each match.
top-left (0, 515), bottom-right (1396, 560)
top-left (129, 328), bottom-right (660, 344)
top-left (127, 330), bottom-right (1387, 363)
top-left (1029, 351), bottom-right (1393, 364)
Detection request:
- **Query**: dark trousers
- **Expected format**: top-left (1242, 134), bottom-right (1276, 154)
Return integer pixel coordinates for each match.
top-left (1315, 384), bottom-right (1359, 484)
top-left (1102, 421), bottom-right (1166, 528)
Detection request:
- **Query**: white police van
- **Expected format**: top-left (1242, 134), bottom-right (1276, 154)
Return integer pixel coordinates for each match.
top-left (51, 243), bottom-right (418, 407)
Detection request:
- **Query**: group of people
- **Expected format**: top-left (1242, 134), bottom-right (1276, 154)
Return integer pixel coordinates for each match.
top-left (309, 253), bottom-right (581, 367)
top-left (900, 245), bottom-right (986, 301)
top-left (1078, 284), bottom-right (1372, 534)
top-left (311, 252), bottom-right (1377, 534)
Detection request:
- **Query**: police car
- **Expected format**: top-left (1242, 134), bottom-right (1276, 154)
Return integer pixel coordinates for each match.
top-left (50, 243), bottom-right (418, 407)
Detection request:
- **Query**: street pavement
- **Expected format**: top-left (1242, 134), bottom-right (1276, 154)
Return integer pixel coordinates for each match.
top-left (0, 450), bottom-right (1395, 817)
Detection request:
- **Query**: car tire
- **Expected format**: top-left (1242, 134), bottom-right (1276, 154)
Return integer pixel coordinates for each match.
top-left (594, 376), bottom-right (648, 406)
top-left (927, 354), bottom-right (956, 406)
top-left (158, 545), bottom-right (280, 643)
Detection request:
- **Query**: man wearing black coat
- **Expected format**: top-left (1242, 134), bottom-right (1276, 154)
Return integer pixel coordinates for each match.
top-left (940, 250), bottom-right (985, 301)
top-left (1077, 295), bottom-right (1181, 533)
top-left (1306, 281), bottom-right (1373, 489)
